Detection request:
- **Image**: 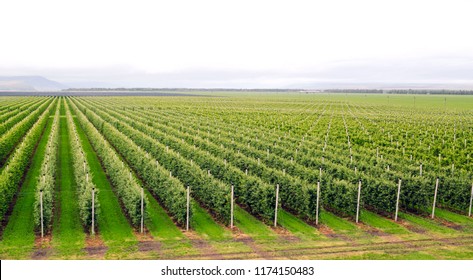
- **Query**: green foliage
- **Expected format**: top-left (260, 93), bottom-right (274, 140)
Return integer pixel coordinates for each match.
top-left (65, 101), bottom-right (100, 231)
top-left (0, 98), bottom-right (46, 136)
top-left (69, 99), bottom-right (147, 228)
top-left (0, 98), bottom-right (55, 222)
top-left (0, 99), bottom-right (51, 166)
top-left (34, 102), bottom-right (60, 231)
top-left (73, 98), bottom-right (232, 225)
top-left (70, 99), bottom-right (190, 226)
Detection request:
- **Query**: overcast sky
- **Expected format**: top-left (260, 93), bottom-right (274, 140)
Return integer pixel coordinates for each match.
top-left (1, 0), bottom-right (473, 88)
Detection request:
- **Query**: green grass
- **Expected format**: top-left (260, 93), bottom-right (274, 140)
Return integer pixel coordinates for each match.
top-left (190, 202), bottom-right (229, 240)
top-left (143, 190), bottom-right (197, 257)
top-left (190, 202), bottom-right (256, 257)
top-left (0, 104), bottom-right (55, 259)
top-left (430, 246), bottom-right (473, 259)
top-left (278, 210), bottom-right (324, 241)
top-left (144, 190), bottom-right (186, 241)
top-left (434, 209), bottom-right (473, 232)
top-left (51, 99), bottom-right (86, 258)
top-left (340, 251), bottom-right (436, 260)
top-left (234, 206), bottom-right (276, 240)
top-left (319, 210), bottom-right (359, 233)
top-left (72, 108), bottom-right (138, 258)
top-left (398, 212), bottom-right (457, 235)
top-left (360, 211), bottom-right (410, 235)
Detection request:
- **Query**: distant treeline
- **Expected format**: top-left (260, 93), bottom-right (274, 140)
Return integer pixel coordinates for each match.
top-left (64, 88), bottom-right (299, 92)
top-left (323, 89), bottom-right (473, 95)
top-left (62, 88), bottom-right (473, 95)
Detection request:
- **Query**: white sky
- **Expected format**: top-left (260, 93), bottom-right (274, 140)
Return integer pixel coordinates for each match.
top-left (1, 0), bottom-right (473, 88)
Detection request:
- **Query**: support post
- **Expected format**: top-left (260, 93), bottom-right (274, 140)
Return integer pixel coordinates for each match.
top-left (274, 184), bottom-right (279, 227)
top-left (469, 182), bottom-right (473, 217)
top-left (186, 186), bottom-right (190, 231)
top-left (316, 181), bottom-right (320, 225)
top-left (92, 188), bottom-right (95, 235)
top-left (395, 179), bottom-right (402, 221)
top-left (231, 185), bottom-right (234, 229)
top-left (140, 187), bottom-right (144, 234)
top-left (432, 178), bottom-right (439, 219)
top-left (420, 164), bottom-right (422, 176)
top-left (40, 190), bottom-right (44, 238)
top-left (356, 180), bottom-right (361, 223)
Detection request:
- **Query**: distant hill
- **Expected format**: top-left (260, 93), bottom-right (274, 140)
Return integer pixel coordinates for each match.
top-left (0, 76), bottom-right (67, 91)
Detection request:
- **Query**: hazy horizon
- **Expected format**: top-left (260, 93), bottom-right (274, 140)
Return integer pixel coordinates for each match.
top-left (1, 0), bottom-right (473, 89)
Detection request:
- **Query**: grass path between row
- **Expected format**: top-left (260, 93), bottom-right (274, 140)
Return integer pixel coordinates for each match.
top-left (51, 99), bottom-right (85, 258)
top-left (142, 189), bottom-right (197, 258)
top-left (71, 106), bottom-right (138, 259)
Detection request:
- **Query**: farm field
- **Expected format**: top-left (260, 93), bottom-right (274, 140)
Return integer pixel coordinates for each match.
top-left (0, 93), bottom-right (473, 260)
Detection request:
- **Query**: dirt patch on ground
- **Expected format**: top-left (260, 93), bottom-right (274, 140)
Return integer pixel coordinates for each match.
top-left (365, 229), bottom-right (389, 237)
top-left (183, 231), bottom-right (224, 259)
top-left (138, 241), bottom-right (161, 253)
top-left (417, 212), bottom-right (464, 231)
top-left (32, 236), bottom-right (53, 260)
top-left (233, 231), bottom-right (274, 260)
top-left (31, 248), bottom-right (50, 260)
top-left (398, 220), bottom-right (427, 234)
top-left (135, 232), bottom-right (161, 254)
top-left (316, 224), bottom-right (352, 241)
top-left (317, 224), bottom-right (335, 235)
top-left (378, 234), bottom-right (404, 243)
top-left (438, 220), bottom-right (463, 231)
top-left (272, 227), bottom-right (300, 242)
top-left (84, 235), bottom-right (107, 259)
top-left (356, 223), bottom-right (389, 237)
